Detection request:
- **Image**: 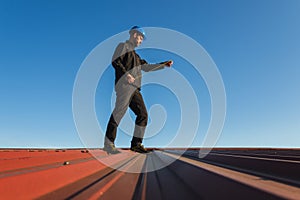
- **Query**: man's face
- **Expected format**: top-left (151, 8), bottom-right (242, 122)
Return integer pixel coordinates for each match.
top-left (133, 32), bottom-right (144, 47)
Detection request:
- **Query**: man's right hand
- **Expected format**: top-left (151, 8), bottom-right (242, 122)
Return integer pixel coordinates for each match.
top-left (126, 74), bottom-right (135, 84)
top-left (164, 60), bottom-right (173, 67)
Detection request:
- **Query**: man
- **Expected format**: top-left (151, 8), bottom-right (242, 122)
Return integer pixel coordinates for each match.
top-left (104, 26), bottom-right (173, 154)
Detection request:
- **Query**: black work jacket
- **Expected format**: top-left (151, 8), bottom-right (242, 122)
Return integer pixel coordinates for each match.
top-left (112, 40), bottom-right (164, 89)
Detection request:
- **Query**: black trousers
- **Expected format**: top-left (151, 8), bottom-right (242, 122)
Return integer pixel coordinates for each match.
top-left (105, 85), bottom-right (148, 146)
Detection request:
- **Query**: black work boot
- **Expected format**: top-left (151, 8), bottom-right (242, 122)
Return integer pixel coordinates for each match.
top-left (130, 143), bottom-right (148, 153)
top-left (103, 143), bottom-right (121, 154)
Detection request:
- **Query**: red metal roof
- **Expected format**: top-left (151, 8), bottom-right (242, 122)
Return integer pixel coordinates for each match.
top-left (1, 149), bottom-right (299, 199)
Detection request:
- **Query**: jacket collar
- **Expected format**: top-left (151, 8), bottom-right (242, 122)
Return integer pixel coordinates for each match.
top-left (126, 40), bottom-right (135, 50)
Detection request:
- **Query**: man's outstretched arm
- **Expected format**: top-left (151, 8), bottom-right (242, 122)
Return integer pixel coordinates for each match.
top-left (141, 59), bottom-right (173, 72)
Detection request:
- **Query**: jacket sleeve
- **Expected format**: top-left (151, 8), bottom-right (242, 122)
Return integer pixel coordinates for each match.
top-left (140, 59), bottom-right (165, 72)
top-left (112, 43), bottom-right (128, 74)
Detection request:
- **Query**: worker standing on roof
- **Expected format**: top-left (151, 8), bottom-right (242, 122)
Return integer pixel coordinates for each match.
top-left (103, 26), bottom-right (173, 154)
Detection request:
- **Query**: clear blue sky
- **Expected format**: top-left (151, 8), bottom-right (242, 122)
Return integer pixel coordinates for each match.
top-left (1, 0), bottom-right (299, 148)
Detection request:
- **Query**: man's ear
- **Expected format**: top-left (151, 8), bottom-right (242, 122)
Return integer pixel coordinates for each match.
top-left (133, 32), bottom-right (137, 38)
